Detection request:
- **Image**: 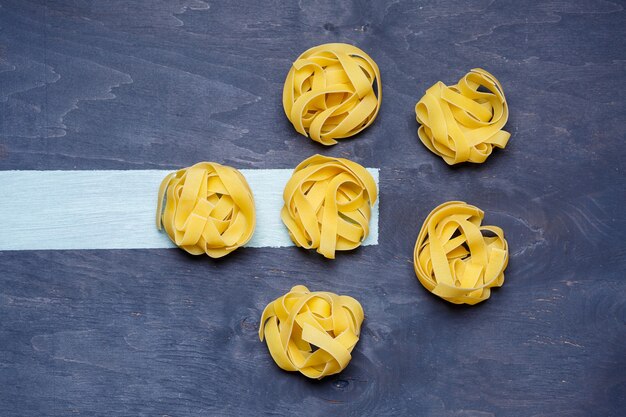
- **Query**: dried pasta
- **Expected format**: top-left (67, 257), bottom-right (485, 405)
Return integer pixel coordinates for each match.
top-left (283, 43), bottom-right (382, 146)
top-left (156, 162), bottom-right (255, 258)
top-left (281, 154), bottom-right (377, 259)
top-left (415, 68), bottom-right (510, 164)
top-left (413, 201), bottom-right (509, 304)
top-left (259, 285), bottom-right (364, 379)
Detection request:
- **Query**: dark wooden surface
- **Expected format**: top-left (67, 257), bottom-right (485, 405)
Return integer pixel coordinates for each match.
top-left (1, 1), bottom-right (625, 416)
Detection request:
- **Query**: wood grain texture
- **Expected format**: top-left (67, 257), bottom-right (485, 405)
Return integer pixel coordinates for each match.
top-left (0, 0), bottom-right (625, 416)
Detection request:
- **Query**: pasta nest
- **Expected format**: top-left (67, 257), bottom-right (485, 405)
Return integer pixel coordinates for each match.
top-left (259, 285), bottom-right (364, 379)
top-left (413, 201), bottom-right (509, 305)
top-left (283, 43), bottom-right (382, 146)
top-left (156, 162), bottom-right (255, 258)
top-left (415, 68), bottom-right (510, 164)
top-left (281, 154), bottom-right (377, 259)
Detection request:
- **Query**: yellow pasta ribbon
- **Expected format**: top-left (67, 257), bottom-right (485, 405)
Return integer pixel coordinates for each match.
top-left (156, 162), bottom-right (255, 258)
top-left (413, 201), bottom-right (509, 305)
top-left (283, 43), bottom-right (382, 146)
top-left (415, 68), bottom-right (510, 165)
top-left (259, 285), bottom-right (364, 379)
top-left (281, 154), bottom-right (377, 259)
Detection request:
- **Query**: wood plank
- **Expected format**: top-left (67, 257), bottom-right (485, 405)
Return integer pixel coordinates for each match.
top-left (0, 0), bottom-right (625, 416)
top-left (0, 169), bottom-right (379, 250)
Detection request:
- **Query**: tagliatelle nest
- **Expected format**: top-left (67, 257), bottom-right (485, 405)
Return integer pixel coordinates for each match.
top-left (259, 285), bottom-right (364, 379)
top-left (413, 201), bottom-right (509, 305)
top-left (283, 43), bottom-right (382, 146)
top-left (281, 154), bottom-right (377, 259)
top-left (415, 68), bottom-right (510, 164)
top-left (156, 162), bottom-right (255, 258)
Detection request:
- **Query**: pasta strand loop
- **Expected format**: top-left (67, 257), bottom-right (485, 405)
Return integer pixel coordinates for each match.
top-left (413, 201), bottom-right (509, 304)
top-left (283, 43), bottom-right (382, 145)
top-left (281, 154), bottom-right (377, 259)
top-left (156, 162), bottom-right (255, 258)
top-left (415, 68), bottom-right (510, 164)
top-left (259, 285), bottom-right (364, 379)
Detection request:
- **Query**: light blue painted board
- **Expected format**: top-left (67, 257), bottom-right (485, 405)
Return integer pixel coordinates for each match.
top-left (0, 169), bottom-right (379, 250)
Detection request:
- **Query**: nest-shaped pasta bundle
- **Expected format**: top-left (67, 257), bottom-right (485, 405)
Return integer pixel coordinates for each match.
top-left (415, 68), bottom-right (510, 165)
top-left (281, 154), bottom-right (377, 259)
top-left (413, 201), bottom-right (509, 305)
top-left (259, 285), bottom-right (364, 379)
top-left (283, 43), bottom-right (382, 146)
top-left (156, 162), bottom-right (255, 258)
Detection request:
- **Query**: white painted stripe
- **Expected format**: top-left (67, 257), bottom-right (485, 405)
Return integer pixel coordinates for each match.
top-left (0, 169), bottom-right (379, 251)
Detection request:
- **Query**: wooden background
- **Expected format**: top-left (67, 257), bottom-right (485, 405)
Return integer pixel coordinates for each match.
top-left (1, 0), bottom-right (625, 415)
